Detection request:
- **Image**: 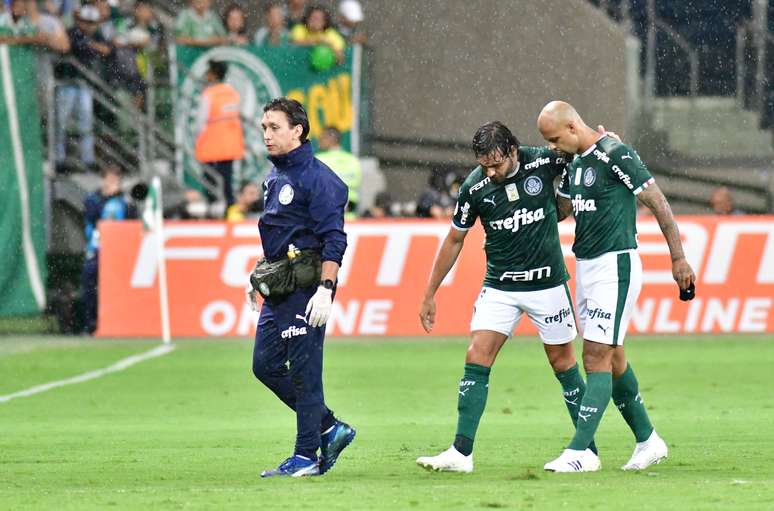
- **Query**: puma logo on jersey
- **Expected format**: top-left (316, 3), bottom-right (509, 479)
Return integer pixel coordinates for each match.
top-left (489, 207), bottom-right (544, 232)
top-left (483, 196), bottom-right (496, 206)
top-left (597, 324), bottom-right (610, 335)
top-left (295, 314), bottom-right (308, 324)
top-left (571, 195), bottom-right (596, 213)
top-left (621, 152), bottom-right (633, 160)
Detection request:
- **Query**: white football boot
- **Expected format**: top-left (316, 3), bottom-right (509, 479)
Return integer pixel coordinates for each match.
top-left (544, 448), bottom-right (601, 472)
top-left (621, 430), bottom-right (668, 470)
top-left (416, 446), bottom-right (473, 473)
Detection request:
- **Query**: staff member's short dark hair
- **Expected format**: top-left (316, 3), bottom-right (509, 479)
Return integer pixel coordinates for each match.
top-left (322, 126), bottom-right (341, 144)
top-left (472, 121), bottom-right (520, 159)
top-left (263, 97), bottom-right (310, 143)
top-left (208, 60), bottom-right (228, 81)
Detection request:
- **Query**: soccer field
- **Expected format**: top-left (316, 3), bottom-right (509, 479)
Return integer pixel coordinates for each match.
top-left (1, 336), bottom-right (773, 510)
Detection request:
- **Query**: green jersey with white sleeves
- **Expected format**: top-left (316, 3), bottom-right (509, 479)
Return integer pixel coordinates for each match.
top-left (557, 135), bottom-right (655, 259)
top-left (452, 146), bottom-right (569, 292)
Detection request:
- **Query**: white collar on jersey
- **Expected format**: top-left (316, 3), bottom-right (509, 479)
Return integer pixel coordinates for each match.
top-left (505, 160), bottom-right (521, 179)
top-left (580, 133), bottom-right (607, 157)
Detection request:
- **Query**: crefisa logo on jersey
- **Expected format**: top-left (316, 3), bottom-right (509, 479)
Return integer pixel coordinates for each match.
top-left (524, 176), bottom-right (543, 196)
top-left (489, 207), bottom-right (545, 232)
top-left (572, 194), bottom-right (597, 213)
top-left (583, 167), bottom-right (596, 187)
top-left (524, 156), bottom-right (551, 170)
top-left (459, 201), bottom-right (471, 224)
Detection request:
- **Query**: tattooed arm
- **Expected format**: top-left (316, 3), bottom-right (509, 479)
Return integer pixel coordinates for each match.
top-left (636, 183), bottom-right (696, 290)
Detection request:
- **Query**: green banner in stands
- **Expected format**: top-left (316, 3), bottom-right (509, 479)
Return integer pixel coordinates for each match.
top-left (171, 44), bottom-right (364, 191)
top-left (0, 46), bottom-right (47, 316)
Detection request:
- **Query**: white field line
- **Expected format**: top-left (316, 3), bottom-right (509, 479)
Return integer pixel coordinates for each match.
top-left (0, 344), bottom-right (175, 404)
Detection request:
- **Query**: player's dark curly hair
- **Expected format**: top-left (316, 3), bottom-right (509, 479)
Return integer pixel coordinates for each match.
top-left (263, 97), bottom-right (310, 143)
top-left (471, 121), bottom-right (520, 159)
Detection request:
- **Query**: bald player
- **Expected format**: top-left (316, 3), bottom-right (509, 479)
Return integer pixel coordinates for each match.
top-left (537, 101), bottom-right (695, 473)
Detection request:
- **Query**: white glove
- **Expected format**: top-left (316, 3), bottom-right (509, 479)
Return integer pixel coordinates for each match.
top-left (305, 286), bottom-right (333, 328)
top-left (245, 282), bottom-right (259, 312)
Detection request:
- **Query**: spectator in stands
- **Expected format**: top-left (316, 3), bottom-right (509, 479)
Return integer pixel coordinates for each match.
top-left (25, 0), bottom-right (68, 52)
top-left (286, 0), bottom-right (306, 29)
top-left (361, 191), bottom-right (393, 219)
top-left (222, 3), bottom-right (248, 45)
top-left (169, 188), bottom-right (210, 220)
top-left (114, 0), bottom-right (162, 91)
top-left (194, 60), bottom-right (244, 209)
top-left (290, 4), bottom-right (346, 65)
top-left (253, 1), bottom-right (289, 48)
top-left (415, 169), bottom-right (458, 219)
top-left (25, 0), bottom-right (69, 127)
top-left (0, 0), bottom-right (45, 45)
top-left (337, 0), bottom-right (366, 44)
top-left (111, 0), bottom-right (162, 109)
top-left (174, 0), bottom-right (227, 47)
top-left (55, 4), bottom-right (111, 171)
top-left (94, 0), bottom-right (120, 43)
top-left (316, 125), bottom-right (360, 219)
top-left (45, 0), bottom-right (76, 26)
top-left (710, 186), bottom-right (745, 215)
top-left (226, 181), bottom-right (262, 222)
top-left (82, 163), bottom-right (128, 334)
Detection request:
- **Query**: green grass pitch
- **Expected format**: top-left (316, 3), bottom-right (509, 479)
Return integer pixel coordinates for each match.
top-left (1, 335), bottom-right (774, 510)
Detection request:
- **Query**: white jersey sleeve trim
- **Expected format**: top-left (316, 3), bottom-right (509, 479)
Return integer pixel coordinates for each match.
top-left (451, 222), bottom-right (470, 231)
top-left (633, 177), bottom-right (655, 195)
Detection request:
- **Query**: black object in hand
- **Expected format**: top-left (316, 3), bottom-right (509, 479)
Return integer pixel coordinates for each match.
top-left (679, 282), bottom-right (695, 301)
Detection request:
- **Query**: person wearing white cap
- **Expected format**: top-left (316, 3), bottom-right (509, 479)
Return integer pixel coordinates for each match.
top-left (337, 0), bottom-right (366, 44)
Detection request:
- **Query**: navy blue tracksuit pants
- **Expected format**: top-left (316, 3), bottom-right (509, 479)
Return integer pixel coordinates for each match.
top-left (252, 287), bottom-right (336, 458)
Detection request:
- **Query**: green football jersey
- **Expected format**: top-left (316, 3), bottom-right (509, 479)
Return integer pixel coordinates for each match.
top-left (558, 135), bottom-right (655, 259)
top-left (452, 146), bottom-right (569, 292)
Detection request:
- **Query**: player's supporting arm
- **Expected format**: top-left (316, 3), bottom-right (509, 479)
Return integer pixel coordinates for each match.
top-left (556, 195), bottom-right (573, 222)
top-left (419, 227), bottom-right (468, 333)
top-left (636, 182), bottom-right (696, 290)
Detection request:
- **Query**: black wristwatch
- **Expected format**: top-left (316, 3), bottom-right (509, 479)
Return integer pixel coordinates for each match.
top-left (320, 279), bottom-right (335, 290)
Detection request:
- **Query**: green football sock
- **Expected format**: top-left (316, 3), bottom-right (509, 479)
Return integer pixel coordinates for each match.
top-left (555, 364), bottom-right (598, 455)
top-left (453, 363), bottom-right (490, 456)
top-left (567, 371), bottom-right (611, 451)
top-left (612, 364), bottom-right (654, 443)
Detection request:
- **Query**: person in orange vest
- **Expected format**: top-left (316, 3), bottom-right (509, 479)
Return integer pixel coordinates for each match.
top-left (194, 59), bottom-right (244, 208)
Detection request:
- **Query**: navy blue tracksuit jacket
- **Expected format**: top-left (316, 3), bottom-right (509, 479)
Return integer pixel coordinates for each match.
top-left (252, 141), bottom-right (348, 458)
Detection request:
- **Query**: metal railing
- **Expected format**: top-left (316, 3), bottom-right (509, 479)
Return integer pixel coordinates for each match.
top-left (49, 55), bottom-right (228, 203)
top-left (736, 21), bottom-right (773, 124)
top-left (654, 19), bottom-right (699, 98)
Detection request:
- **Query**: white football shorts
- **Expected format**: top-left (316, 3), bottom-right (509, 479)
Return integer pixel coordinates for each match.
top-left (576, 249), bottom-right (643, 346)
top-left (469, 283), bottom-right (577, 344)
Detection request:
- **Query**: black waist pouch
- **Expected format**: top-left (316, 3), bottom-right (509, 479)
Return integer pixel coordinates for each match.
top-left (250, 250), bottom-right (321, 301)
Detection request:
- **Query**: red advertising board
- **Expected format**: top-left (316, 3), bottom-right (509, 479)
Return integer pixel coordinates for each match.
top-left (97, 217), bottom-right (774, 337)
